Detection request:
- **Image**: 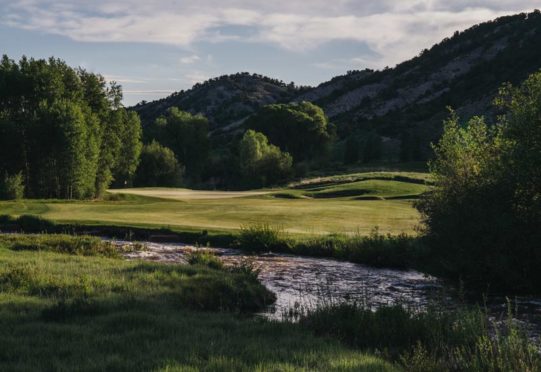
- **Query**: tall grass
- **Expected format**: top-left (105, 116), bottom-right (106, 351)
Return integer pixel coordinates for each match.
top-left (0, 244), bottom-right (394, 371)
top-left (237, 224), bottom-right (423, 269)
top-left (1, 215), bottom-right (424, 270)
top-left (0, 233), bottom-right (141, 258)
top-left (237, 223), bottom-right (290, 252)
top-left (297, 301), bottom-right (541, 371)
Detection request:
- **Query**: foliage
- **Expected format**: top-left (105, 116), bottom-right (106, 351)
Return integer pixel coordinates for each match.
top-left (238, 130), bottom-right (293, 187)
top-left (0, 172), bottom-right (24, 200)
top-left (237, 223), bottom-right (290, 252)
top-left (299, 303), bottom-right (541, 371)
top-left (134, 141), bottom-right (183, 187)
top-left (146, 107), bottom-right (209, 182)
top-left (245, 102), bottom-right (333, 162)
top-left (236, 224), bottom-right (422, 269)
top-left (186, 250), bottom-right (224, 270)
top-left (0, 55), bottom-right (142, 198)
top-left (343, 132), bottom-right (383, 164)
top-left (417, 72), bottom-right (541, 292)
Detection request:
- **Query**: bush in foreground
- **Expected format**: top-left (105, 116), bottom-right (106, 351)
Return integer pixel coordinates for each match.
top-left (417, 73), bottom-right (541, 292)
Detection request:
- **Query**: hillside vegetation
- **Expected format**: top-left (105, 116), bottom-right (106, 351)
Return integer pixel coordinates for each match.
top-left (134, 11), bottom-right (541, 162)
top-left (132, 73), bottom-right (306, 130)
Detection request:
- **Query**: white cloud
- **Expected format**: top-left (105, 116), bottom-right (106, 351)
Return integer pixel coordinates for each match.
top-left (2, 0), bottom-right (538, 68)
top-left (180, 55), bottom-right (201, 64)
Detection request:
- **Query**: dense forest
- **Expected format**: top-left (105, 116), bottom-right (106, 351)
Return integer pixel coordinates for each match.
top-left (0, 56), bottom-right (142, 199)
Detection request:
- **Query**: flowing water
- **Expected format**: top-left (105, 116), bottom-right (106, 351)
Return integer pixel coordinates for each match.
top-left (122, 241), bottom-right (444, 319)
top-left (120, 240), bottom-right (541, 340)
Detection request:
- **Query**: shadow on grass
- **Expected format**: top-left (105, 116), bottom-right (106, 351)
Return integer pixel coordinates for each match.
top-left (0, 296), bottom-right (397, 371)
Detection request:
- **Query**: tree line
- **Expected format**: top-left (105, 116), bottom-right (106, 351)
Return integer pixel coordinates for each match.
top-left (0, 55), bottom-right (339, 198)
top-left (142, 101), bottom-right (335, 189)
top-left (0, 55), bottom-right (141, 199)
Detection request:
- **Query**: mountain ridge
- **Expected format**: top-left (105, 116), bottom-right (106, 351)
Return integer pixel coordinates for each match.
top-left (132, 10), bottom-right (541, 156)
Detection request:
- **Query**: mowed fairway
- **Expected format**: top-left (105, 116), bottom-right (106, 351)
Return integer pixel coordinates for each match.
top-left (108, 188), bottom-right (270, 200)
top-left (0, 172), bottom-right (429, 236)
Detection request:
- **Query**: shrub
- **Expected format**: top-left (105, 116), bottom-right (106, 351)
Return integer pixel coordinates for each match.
top-left (186, 250), bottom-right (223, 270)
top-left (177, 269), bottom-right (275, 312)
top-left (417, 74), bottom-right (541, 292)
top-left (297, 230), bottom-right (421, 269)
top-left (0, 172), bottom-right (24, 200)
top-left (236, 223), bottom-right (290, 252)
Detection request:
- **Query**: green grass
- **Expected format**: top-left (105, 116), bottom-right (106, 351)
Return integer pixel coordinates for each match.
top-left (0, 233), bottom-right (142, 258)
top-left (299, 303), bottom-right (541, 372)
top-left (0, 235), bottom-right (396, 371)
top-left (0, 171), bottom-right (429, 237)
top-left (235, 225), bottom-right (424, 269)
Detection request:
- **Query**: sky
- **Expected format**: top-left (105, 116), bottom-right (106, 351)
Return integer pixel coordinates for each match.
top-left (1, 1), bottom-right (539, 106)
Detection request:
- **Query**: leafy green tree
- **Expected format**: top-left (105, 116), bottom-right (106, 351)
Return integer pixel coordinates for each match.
top-left (418, 71), bottom-right (541, 291)
top-left (30, 100), bottom-right (100, 199)
top-left (0, 55), bottom-right (143, 199)
top-left (245, 102), bottom-right (333, 162)
top-left (134, 141), bottom-right (183, 187)
top-left (111, 110), bottom-right (143, 188)
top-left (239, 130), bottom-right (292, 187)
top-left (495, 74), bottom-right (541, 226)
top-left (147, 108), bottom-right (209, 182)
top-left (0, 172), bottom-right (24, 200)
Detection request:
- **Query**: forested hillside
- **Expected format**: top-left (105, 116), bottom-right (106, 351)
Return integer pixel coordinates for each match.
top-left (303, 10), bottom-right (541, 158)
top-left (134, 11), bottom-right (541, 161)
top-left (133, 73), bottom-right (308, 130)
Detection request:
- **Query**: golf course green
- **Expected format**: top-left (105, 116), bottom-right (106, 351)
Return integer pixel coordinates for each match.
top-left (0, 172), bottom-right (429, 236)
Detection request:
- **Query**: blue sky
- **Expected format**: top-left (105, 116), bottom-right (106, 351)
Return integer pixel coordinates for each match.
top-left (1, 0), bottom-right (538, 105)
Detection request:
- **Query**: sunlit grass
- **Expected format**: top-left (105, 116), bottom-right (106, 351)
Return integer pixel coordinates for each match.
top-left (0, 238), bottom-right (396, 371)
top-left (0, 171), bottom-right (428, 237)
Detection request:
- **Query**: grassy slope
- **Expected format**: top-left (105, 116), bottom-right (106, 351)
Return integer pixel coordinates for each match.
top-left (0, 238), bottom-right (396, 371)
top-left (0, 172), bottom-right (429, 237)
